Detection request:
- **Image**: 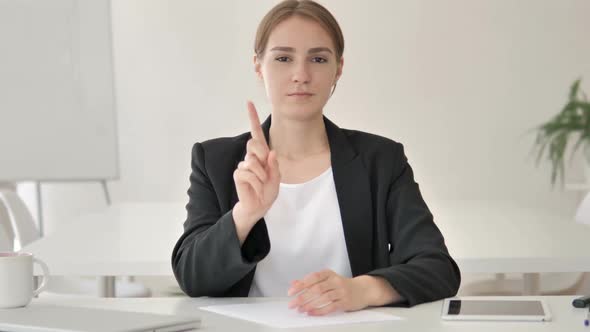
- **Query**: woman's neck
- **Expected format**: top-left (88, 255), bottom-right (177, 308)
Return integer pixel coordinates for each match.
top-left (268, 113), bottom-right (329, 160)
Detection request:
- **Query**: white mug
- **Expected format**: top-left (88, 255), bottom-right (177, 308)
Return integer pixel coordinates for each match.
top-left (0, 252), bottom-right (49, 308)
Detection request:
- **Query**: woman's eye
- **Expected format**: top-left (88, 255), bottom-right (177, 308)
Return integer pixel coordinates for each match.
top-left (312, 57), bottom-right (328, 63)
top-left (275, 56), bottom-right (290, 62)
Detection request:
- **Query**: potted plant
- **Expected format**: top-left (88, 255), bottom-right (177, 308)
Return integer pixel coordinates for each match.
top-left (533, 78), bottom-right (590, 187)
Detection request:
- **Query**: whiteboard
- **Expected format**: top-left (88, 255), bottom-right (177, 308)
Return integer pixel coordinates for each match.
top-left (0, 0), bottom-right (119, 181)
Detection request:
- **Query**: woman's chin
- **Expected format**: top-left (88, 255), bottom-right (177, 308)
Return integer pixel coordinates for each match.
top-left (278, 105), bottom-right (323, 121)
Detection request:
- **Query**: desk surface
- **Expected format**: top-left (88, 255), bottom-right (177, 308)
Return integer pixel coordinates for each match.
top-left (29, 295), bottom-right (589, 331)
top-left (25, 203), bottom-right (184, 276)
top-left (432, 200), bottom-right (590, 273)
top-left (23, 200), bottom-right (590, 276)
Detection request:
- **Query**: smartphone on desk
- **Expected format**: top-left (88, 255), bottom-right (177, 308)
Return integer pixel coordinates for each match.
top-left (441, 297), bottom-right (551, 322)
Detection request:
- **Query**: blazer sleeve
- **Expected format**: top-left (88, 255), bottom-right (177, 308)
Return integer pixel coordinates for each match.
top-left (171, 142), bottom-right (270, 297)
top-left (366, 143), bottom-right (461, 307)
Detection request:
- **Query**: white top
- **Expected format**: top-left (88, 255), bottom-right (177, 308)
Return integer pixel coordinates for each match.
top-left (249, 167), bottom-right (353, 297)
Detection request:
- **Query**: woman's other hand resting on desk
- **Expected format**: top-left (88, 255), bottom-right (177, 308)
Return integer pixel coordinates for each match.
top-left (287, 269), bottom-right (402, 316)
top-left (233, 101), bottom-right (281, 245)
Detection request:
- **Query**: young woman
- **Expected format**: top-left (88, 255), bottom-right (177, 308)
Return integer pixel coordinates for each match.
top-left (172, 0), bottom-right (460, 316)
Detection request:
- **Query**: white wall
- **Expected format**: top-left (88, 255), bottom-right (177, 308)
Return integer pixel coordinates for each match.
top-left (27, 0), bottom-right (590, 234)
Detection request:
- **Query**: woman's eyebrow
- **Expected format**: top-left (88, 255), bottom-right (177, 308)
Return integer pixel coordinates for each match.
top-left (269, 46), bottom-right (333, 54)
top-left (308, 47), bottom-right (333, 54)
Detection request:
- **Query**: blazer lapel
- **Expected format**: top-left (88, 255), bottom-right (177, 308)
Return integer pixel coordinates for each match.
top-left (324, 117), bottom-right (374, 276)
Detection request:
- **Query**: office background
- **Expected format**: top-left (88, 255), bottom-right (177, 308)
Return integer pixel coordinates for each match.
top-left (16, 0), bottom-right (589, 237)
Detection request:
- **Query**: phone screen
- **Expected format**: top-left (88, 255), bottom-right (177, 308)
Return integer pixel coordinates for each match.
top-left (447, 300), bottom-right (545, 316)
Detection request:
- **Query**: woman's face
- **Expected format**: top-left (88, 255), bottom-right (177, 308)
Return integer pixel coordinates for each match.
top-left (255, 16), bottom-right (342, 121)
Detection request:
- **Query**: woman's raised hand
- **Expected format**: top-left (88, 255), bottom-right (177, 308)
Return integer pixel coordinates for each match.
top-left (232, 101), bottom-right (281, 229)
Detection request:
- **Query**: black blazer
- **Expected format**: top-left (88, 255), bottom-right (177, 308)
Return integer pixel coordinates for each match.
top-left (171, 115), bottom-right (460, 307)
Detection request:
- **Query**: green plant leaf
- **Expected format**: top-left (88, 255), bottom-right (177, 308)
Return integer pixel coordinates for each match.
top-left (569, 79), bottom-right (581, 100)
top-left (531, 78), bottom-right (587, 187)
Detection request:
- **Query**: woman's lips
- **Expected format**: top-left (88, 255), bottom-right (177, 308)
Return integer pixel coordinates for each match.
top-left (287, 92), bottom-right (313, 97)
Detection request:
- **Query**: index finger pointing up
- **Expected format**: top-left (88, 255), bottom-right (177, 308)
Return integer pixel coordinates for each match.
top-left (247, 101), bottom-right (267, 146)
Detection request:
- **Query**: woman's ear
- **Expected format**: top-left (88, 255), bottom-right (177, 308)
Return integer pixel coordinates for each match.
top-left (335, 57), bottom-right (344, 84)
top-left (253, 54), bottom-right (263, 80)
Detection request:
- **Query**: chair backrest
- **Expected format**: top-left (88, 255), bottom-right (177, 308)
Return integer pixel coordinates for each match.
top-left (0, 190), bottom-right (39, 248)
top-left (0, 197), bottom-right (15, 251)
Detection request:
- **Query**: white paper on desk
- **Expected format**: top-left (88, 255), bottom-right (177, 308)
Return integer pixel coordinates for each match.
top-left (200, 300), bottom-right (402, 328)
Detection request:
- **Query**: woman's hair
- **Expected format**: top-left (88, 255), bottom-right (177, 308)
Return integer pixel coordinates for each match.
top-left (254, 0), bottom-right (344, 60)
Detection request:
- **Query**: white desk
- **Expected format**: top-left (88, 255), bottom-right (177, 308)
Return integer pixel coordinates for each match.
top-left (25, 203), bottom-right (184, 277)
top-left (432, 200), bottom-right (590, 274)
top-left (24, 203), bottom-right (185, 297)
top-left (431, 200), bottom-right (590, 294)
top-left (28, 295), bottom-right (589, 331)
top-left (22, 201), bottom-right (590, 297)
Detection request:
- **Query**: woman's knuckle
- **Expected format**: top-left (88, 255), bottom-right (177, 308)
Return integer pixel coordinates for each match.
top-left (247, 140), bottom-right (255, 151)
top-left (311, 285), bottom-right (321, 294)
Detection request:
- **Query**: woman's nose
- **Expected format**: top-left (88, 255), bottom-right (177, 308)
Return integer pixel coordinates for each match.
top-left (291, 62), bottom-right (311, 84)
